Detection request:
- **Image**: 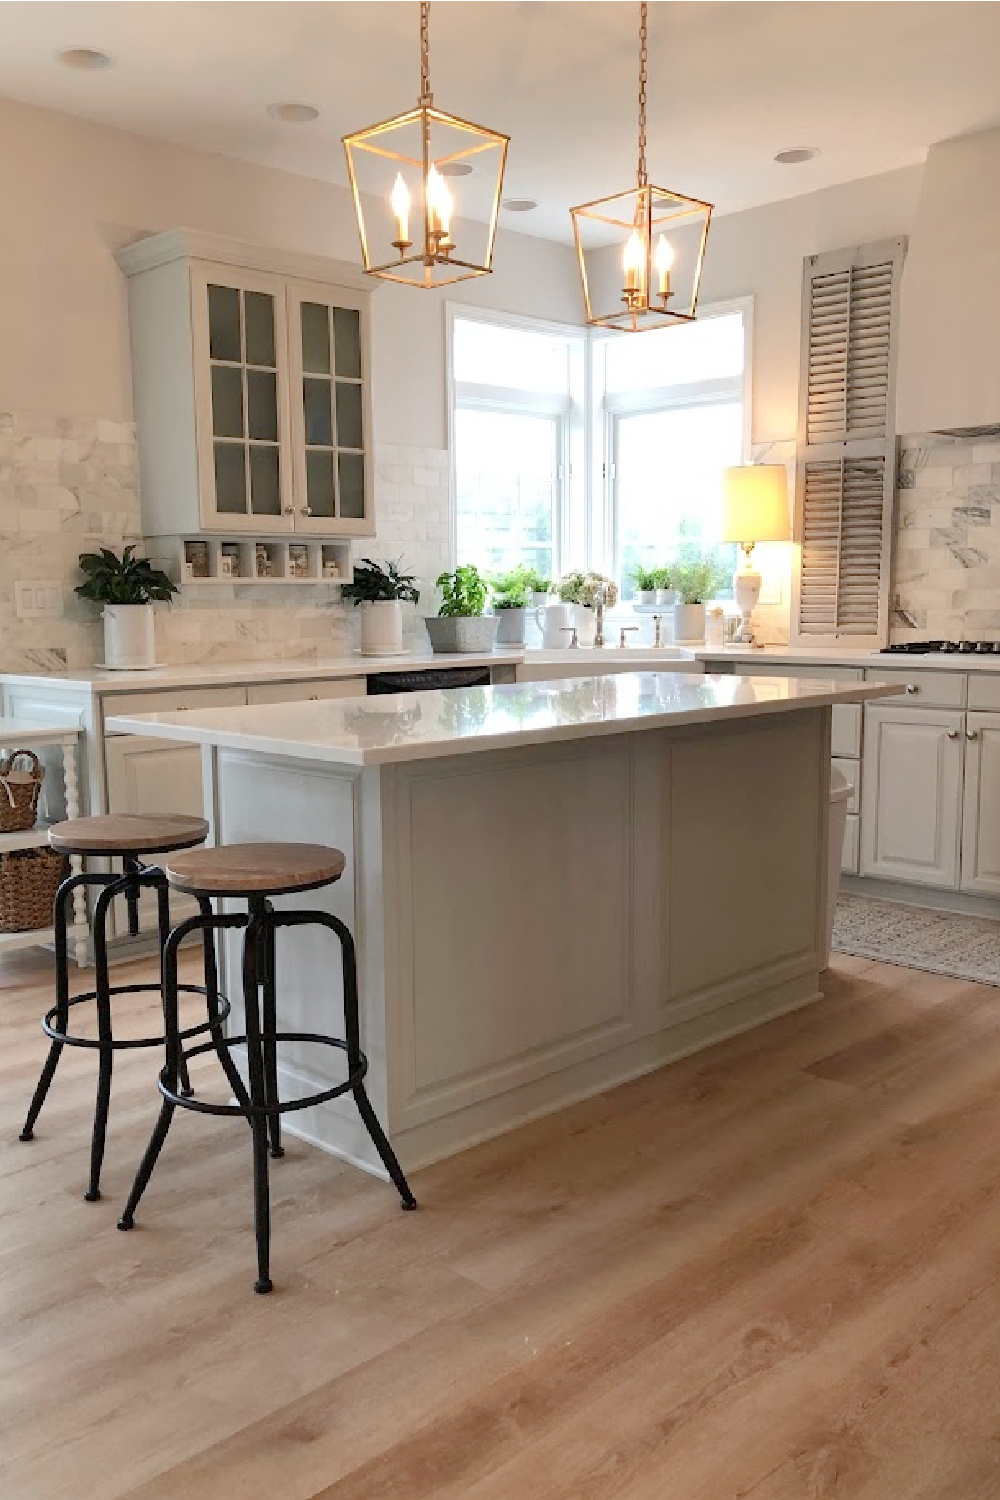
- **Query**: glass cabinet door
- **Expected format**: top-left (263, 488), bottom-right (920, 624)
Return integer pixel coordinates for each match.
top-left (192, 266), bottom-right (293, 531)
top-left (287, 283), bottom-right (373, 535)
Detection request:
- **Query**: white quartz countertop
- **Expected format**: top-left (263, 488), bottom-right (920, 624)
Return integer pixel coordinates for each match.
top-left (106, 671), bottom-right (902, 769)
top-left (694, 644), bottom-right (1000, 672)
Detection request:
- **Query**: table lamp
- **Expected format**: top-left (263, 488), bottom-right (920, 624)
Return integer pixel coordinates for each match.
top-left (720, 464), bottom-right (791, 646)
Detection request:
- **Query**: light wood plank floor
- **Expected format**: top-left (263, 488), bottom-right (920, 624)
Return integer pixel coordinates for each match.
top-left (4, 945), bottom-right (1000, 1498)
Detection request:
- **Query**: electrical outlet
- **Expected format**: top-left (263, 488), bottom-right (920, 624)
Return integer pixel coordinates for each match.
top-left (15, 582), bottom-right (63, 620)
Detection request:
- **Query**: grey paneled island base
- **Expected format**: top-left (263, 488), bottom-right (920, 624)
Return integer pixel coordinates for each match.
top-left (107, 671), bottom-right (900, 1174)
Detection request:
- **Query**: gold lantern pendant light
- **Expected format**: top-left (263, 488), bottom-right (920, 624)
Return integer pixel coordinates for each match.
top-left (570, 1), bottom-right (713, 331)
top-left (343, 2), bottom-right (509, 288)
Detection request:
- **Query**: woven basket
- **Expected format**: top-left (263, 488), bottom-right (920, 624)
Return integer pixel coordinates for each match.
top-left (0, 847), bottom-right (67, 932)
top-left (0, 749), bottom-right (45, 833)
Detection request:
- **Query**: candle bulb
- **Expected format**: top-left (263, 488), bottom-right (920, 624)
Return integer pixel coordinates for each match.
top-left (623, 230), bottom-right (644, 295)
top-left (426, 163), bottom-right (454, 248)
top-left (655, 234), bottom-right (675, 298)
top-left (390, 172), bottom-right (411, 247)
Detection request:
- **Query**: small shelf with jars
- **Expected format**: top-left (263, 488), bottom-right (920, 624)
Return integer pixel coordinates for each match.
top-left (149, 535), bottom-right (353, 588)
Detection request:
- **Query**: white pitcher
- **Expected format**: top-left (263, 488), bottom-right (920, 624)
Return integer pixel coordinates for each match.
top-left (534, 601), bottom-right (579, 648)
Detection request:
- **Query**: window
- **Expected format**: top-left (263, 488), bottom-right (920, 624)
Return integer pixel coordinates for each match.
top-left (450, 311), bottom-right (584, 580)
top-left (446, 301), bottom-right (750, 592)
top-left (602, 306), bottom-right (751, 593)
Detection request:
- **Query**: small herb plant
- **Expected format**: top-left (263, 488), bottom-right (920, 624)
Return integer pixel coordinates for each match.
top-left (671, 554), bottom-right (729, 604)
top-left (490, 565), bottom-right (533, 610)
top-left (436, 564), bottom-right (488, 617)
top-left (521, 567), bottom-right (551, 595)
top-left (629, 563), bottom-right (659, 592)
top-left (75, 546), bottom-right (177, 605)
top-left (651, 565), bottom-right (674, 590)
top-left (342, 558), bottom-right (420, 606)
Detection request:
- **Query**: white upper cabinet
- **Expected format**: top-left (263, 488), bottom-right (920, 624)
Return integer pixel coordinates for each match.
top-left (116, 231), bottom-right (375, 540)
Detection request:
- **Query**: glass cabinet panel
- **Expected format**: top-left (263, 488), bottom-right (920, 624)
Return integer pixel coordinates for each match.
top-left (206, 281), bottom-right (282, 520)
top-left (295, 294), bottom-right (368, 525)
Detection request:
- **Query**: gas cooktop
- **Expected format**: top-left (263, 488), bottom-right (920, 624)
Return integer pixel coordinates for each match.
top-left (882, 640), bottom-right (1000, 655)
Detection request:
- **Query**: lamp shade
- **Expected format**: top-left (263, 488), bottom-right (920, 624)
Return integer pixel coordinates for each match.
top-left (721, 465), bottom-right (790, 544)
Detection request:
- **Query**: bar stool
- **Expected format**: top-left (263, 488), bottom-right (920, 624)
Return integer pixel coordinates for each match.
top-left (19, 813), bottom-right (229, 1203)
top-left (117, 841), bottom-right (417, 1294)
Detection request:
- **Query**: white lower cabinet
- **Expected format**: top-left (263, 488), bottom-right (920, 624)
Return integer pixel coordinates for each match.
top-left (860, 705), bottom-right (964, 888)
top-left (104, 733), bottom-right (207, 931)
top-left (961, 711), bottom-right (1000, 896)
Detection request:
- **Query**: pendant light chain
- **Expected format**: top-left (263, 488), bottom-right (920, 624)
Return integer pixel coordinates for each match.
top-left (637, 0), bottom-right (648, 188)
top-left (419, 1), bottom-right (433, 106)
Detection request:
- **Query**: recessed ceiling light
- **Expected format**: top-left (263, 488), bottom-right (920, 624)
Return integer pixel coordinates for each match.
top-left (437, 161), bottom-right (473, 179)
top-left (502, 198), bottom-right (538, 213)
top-left (266, 102), bottom-right (319, 124)
top-left (774, 147), bottom-right (819, 165)
top-left (57, 47), bottom-right (113, 71)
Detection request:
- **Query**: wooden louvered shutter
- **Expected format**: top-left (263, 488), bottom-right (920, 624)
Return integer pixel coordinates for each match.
top-left (792, 237), bottom-right (906, 645)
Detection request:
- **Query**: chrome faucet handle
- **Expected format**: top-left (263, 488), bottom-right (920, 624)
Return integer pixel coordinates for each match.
top-left (652, 613), bottom-right (663, 648)
top-left (618, 626), bottom-right (639, 648)
top-left (560, 626), bottom-right (579, 648)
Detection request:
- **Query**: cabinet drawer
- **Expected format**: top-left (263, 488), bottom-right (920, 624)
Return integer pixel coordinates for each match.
top-left (103, 685), bottom-right (247, 721)
top-left (831, 704), bottom-right (861, 758)
top-left (967, 674), bottom-right (1000, 712)
top-left (864, 667), bottom-right (966, 710)
top-left (832, 756), bottom-right (860, 813)
top-left (841, 813), bottom-right (860, 875)
top-left (247, 677), bottom-right (366, 705)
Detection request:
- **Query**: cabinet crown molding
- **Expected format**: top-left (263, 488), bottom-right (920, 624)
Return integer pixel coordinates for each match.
top-left (114, 228), bottom-right (374, 292)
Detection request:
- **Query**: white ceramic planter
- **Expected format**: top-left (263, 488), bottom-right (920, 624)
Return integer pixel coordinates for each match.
top-left (102, 604), bottom-right (157, 669)
top-left (673, 601), bottom-right (707, 643)
top-left (494, 607), bottom-right (527, 645)
top-left (635, 589), bottom-right (656, 606)
top-left (655, 588), bottom-right (679, 607)
top-left (359, 599), bottom-right (404, 657)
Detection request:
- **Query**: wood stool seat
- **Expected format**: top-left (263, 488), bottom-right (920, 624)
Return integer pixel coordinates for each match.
top-left (49, 813), bottom-right (209, 856)
top-left (165, 842), bottom-right (347, 897)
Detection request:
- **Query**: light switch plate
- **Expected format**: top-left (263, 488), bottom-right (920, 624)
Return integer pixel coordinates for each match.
top-left (15, 582), bottom-right (63, 619)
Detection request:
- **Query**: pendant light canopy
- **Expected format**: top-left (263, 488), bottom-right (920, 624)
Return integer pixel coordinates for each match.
top-left (570, 2), bottom-right (712, 332)
top-left (343, 2), bottom-right (509, 288)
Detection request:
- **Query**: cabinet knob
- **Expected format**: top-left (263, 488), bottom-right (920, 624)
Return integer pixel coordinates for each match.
top-left (947, 729), bottom-right (959, 739)
top-left (905, 683), bottom-right (920, 694)
top-left (967, 729), bottom-right (979, 740)
top-left (283, 506), bottom-right (294, 515)
top-left (308, 694), bottom-right (319, 701)
top-left (300, 507), bottom-right (313, 517)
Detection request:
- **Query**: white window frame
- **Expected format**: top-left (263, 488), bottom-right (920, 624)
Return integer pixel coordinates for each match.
top-left (446, 304), bottom-right (588, 576)
top-left (445, 297), bottom-right (753, 583)
top-left (597, 297), bottom-right (754, 585)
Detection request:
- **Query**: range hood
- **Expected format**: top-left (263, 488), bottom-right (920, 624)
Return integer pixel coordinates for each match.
top-left (896, 126), bottom-right (1000, 436)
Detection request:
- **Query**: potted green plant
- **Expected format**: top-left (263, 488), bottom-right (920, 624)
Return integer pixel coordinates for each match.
top-left (651, 565), bottom-right (677, 607)
top-left (490, 565), bottom-right (533, 645)
top-left (75, 545), bottom-right (177, 669)
top-left (342, 558), bottom-right (420, 657)
top-left (629, 563), bottom-right (659, 605)
top-left (522, 567), bottom-right (552, 610)
top-left (670, 554), bottom-right (728, 642)
top-left (426, 564), bottom-right (498, 654)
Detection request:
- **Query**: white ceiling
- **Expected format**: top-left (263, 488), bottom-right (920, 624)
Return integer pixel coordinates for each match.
top-left (2, 1), bottom-right (1000, 241)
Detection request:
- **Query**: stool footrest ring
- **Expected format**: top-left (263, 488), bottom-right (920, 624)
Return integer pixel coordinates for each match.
top-left (160, 1031), bottom-right (366, 1117)
top-left (42, 983), bottom-right (231, 1051)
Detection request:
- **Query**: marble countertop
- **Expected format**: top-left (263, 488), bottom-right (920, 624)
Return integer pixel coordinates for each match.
top-left (106, 671), bottom-right (903, 769)
top-left (696, 644), bottom-right (1000, 672)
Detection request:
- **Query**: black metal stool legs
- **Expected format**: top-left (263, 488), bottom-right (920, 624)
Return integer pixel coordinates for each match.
top-left (155, 873), bottom-right (193, 1099)
top-left (259, 904), bottom-right (283, 1160)
top-left (244, 899), bottom-right (273, 1293)
top-left (19, 872), bottom-right (81, 1142)
top-left (85, 882), bottom-right (119, 1201)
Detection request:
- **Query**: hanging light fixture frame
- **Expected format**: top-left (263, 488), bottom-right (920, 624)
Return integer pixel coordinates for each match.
top-left (343, 2), bottom-right (509, 288)
top-left (570, 2), bottom-right (712, 331)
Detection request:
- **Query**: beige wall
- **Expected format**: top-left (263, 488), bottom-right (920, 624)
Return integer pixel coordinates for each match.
top-left (0, 94), bottom-right (581, 448)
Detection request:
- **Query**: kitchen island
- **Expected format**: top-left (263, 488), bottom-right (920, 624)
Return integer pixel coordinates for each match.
top-left (107, 671), bottom-right (899, 1174)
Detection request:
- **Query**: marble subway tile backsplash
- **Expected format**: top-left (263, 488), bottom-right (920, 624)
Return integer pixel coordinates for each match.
top-left (0, 411), bottom-right (450, 672)
top-left (893, 432), bottom-right (1000, 640)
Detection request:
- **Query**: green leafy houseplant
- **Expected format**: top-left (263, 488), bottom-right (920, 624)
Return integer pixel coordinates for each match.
top-left (436, 564), bottom-right (488, 617)
top-left (75, 546), bottom-right (177, 605)
top-left (672, 555), bottom-right (728, 604)
top-left (341, 558), bottom-right (420, 606)
top-left (426, 564), bottom-right (498, 654)
top-left (651, 565), bottom-right (674, 591)
top-left (629, 563), bottom-right (659, 593)
top-left (521, 567), bottom-right (552, 596)
top-left (490, 565), bottom-right (533, 610)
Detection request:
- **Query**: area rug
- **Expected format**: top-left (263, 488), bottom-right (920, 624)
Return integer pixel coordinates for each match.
top-left (832, 891), bottom-right (1000, 985)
